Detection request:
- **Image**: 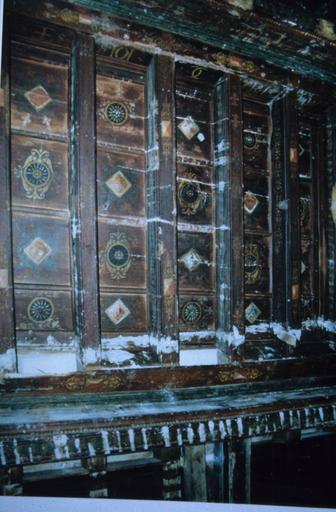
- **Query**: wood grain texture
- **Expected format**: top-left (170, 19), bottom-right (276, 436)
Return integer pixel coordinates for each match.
top-left (71, 35), bottom-right (100, 362)
top-left (0, 20), bottom-right (16, 371)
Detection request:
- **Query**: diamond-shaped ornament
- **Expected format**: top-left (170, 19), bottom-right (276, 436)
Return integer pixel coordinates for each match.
top-left (105, 171), bottom-right (132, 198)
top-left (105, 299), bottom-right (130, 325)
top-left (244, 191), bottom-right (259, 214)
top-left (301, 261), bottom-right (307, 274)
top-left (245, 302), bottom-right (262, 324)
top-left (180, 248), bottom-right (203, 271)
top-left (178, 116), bottom-right (200, 140)
top-left (24, 237), bottom-right (52, 264)
top-left (24, 85), bottom-right (52, 112)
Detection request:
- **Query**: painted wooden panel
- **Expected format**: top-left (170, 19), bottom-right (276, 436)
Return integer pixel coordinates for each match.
top-left (97, 149), bottom-right (146, 218)
top-left (98, 221), bottom-right (146, 290)
top-left (176, 86), bottom-right (211, 163)
top-left (14, 289), bottom-right (73, 331)
top-left (12, 213), bottom-right (71, 286)
top-left (177, 232), bottom-right (214, 292)
top-left (96, 74), bottom-right (145, 150)
top-left (243, 101), bottom-right (269, 172)
top-left (100, 293), bottom-right (147, 333)
top-left (11, 56), bottom-right (68, 136)
top-left (11, 135), bottom-right (68, 210)
top-left (244, 235), bottom-right (270, 294)
top-left (244, 297), bottom-right (271, 326)
top-left (177, 163), bottom-right (213, 225)
top-left (179, 295), bottom-right (215, 332)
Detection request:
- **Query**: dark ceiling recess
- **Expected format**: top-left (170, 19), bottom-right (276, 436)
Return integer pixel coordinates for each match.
top-left (254, 0), bottom-right (336, 31)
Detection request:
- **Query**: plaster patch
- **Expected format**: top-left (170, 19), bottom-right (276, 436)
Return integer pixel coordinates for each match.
top-left (83, 347), bottom-right (100, 365)
top-left (225, 326), bottom-right (245, 347)
top-left (18, 348), bottom-right (77, 375)
top-left (180, 348), bottom-right (218, 366)
top-left (316, 19), bottom-right (336, 41)
top-left (226, 0), bottom-right (253, 11)
top-left (0, 348), bottom-right (16, 372)
top-left (303, 317), bottom-right (336, 333)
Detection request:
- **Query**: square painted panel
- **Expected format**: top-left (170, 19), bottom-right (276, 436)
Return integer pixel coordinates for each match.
top-left (96, 74), bottom-right (145, 150)
top-left (100, 293), bottom-right (147, 332)
top-left (97, 150), bottom-right (146, 218)
top-left (244, 297), bottom-right (270, 326)
top-left (176, 85), bottom-right (211, 162)
top-left (177, 164), bottom-right (213, 225)
top-left (13, 213), bottom-right (71, 286)
top-left (11, 135), bottom-right (69, 211)
top-left (178, 232), bottom-right (214, 291)
top-left (14, 289), bottom-right (74, 331)
top-left (244, 235), bottom-right (270, 293)
top-left (11, 56), bottom-right (68, 135)
top-left (179, 295), bottom-right (215, 332)
top-left (244, 192), bottom-right (269, 233)
top-left (98, 221), bottom-right (147, 289)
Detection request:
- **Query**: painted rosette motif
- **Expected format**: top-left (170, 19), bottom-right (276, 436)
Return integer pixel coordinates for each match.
top-left (178, 173), bottom-right (204, 216)
top-left (105, 101), bottom-right (128, 126)
top-left (105, 232), bottom-right (131, 279)
top-left (15, 148), bottom-right (54, 200)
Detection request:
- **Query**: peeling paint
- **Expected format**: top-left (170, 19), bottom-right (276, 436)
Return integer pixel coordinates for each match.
top-left (0, 348), bottom-right (16, 373)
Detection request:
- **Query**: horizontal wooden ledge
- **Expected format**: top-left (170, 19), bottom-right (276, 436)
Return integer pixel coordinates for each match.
top-left (1, 354), bottom-right (336, 395)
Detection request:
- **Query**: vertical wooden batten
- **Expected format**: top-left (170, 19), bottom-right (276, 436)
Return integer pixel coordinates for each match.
top-left (271, 98), bottom-right (288, 326)
top-left (147, 55), bottom-right (178, 365)
top-left (70, 34), bottom-right (100, 367)
top-left (326, 104), bottom-right (336, 325)
top-left (0, 19), bottom-right (17, 373)
top-left (228, 75), bottom-right (244, 346)
top-left (214, 77), bottom-right (231, 362)
top-left (287, 92), bottom-right (301, 328)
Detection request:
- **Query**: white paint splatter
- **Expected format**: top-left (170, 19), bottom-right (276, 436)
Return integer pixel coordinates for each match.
top-left (161, 426), bottom-right (171, 447)
top-left (128, 428), bottom-right (135, 451)
top-left (101, 431), bottom-right (111, 454)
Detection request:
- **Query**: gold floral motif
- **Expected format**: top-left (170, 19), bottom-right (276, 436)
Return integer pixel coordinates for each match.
top-left (245, 243), bottom-right (261, 285)
top-left (15, 149), bottom-right (54, 200)
top-left (177, 172), bottom-right (204, 216)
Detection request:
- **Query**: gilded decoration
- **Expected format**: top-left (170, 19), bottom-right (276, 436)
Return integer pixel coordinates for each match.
top-left (24, 85), bottom-right (52, 112)
top-left (244, 243), bottom-right (261, 285)
top-left (181, 301), bottom-right (202, 325)
top-left (15, 149), bottom-right (54, 200)
top-left (104, 232), bottom-right (131, 279)
top-left (245, 302), bottom-right (262, 324)
top-left (27, 297), bottom-right (55, 323)
top-left (178, 173), bottom-right (204, 216)
top-left (244, 191), bottom-right (259, 215)
top-left (24, 237), bottom-right (52, 265)
top-left (243, 131), bottom-right (257, 149)
top-left (105, 299), bottom-right (130, 325)
top-left (105, 101), bottom-right (128, 126)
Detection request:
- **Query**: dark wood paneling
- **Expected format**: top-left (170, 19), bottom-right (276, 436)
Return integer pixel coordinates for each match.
top-left (0, 20), bottom-right (16, 371)
top-left (177, 232), bottom-right (214, 292)
top-left (98, 222), bottom-right (147, 290)
top-left (177, 164), bottom-right (213, 225)
top-left (97, 149), bottom-right (145, 218)
top-left (11, 54), bottom-right (68, 136)
top-left (11, 135), bottom-right (69, 210)
top-left (229, 75), bottom-right (244, 331)
top-left (14, 289), bottom-right (74, 332)
top-left (71, 34), bottom-right (100, 361)
top-left (12, 213), bottom-right (71, 286)
top-left (100, 293), bottom-right (147, 333)
top-left (96, 74), bottom-right (145, 150)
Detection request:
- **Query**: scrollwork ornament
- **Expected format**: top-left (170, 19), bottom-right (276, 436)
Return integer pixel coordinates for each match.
top-left (178, 173), bottom-right (204, 216)
top-left (245, 243), bottom-right (262, 285)
top-left (15, 149), bottom-right (54, 200)
top-left (104, 232), bottom-right (131, 279)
